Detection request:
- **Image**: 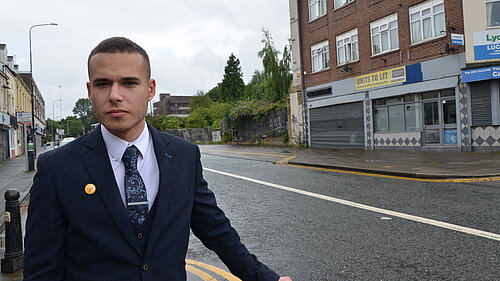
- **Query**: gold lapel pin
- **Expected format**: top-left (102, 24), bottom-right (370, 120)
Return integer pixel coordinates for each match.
top-left (85, 184), bottom-right (96, 195)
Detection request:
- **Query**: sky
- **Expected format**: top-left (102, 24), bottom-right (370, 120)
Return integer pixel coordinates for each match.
top-left (1, 0), bottom-right (291, 120)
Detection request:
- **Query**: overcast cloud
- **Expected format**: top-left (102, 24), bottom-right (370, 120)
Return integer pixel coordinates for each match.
top-left (1, 0), bottom-right (291, 119)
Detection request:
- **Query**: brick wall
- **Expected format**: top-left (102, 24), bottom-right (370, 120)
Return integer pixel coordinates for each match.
top-left (299, 0), bottom-right (465, 89)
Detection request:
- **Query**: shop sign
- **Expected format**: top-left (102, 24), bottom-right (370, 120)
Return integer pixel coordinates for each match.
top-left (307, 87), bottom-right (332, 98)
top-left (356, 66), bottom-right (406, 90)
top-left (444, 129), bottom-right (458, 144)
top-left (0, 112), bottom-right (10, 126)
top-left (451, 33), bottom-right (464, 46)
top-left (17, 112), bottom-right (32, 123)
top-left (473, 30), bottom-right (500, 60)
top-left (461, 65), bottom-right (500, 82)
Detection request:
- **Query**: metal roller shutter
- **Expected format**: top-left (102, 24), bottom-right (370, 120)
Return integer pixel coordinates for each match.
top-left (471, 81), bottom-right (492, 126)
top-left (310, 102), bottom-right (364, 148)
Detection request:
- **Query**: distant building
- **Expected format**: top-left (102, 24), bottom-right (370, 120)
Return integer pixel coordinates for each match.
top-left (1, 44), bottom-right (31, 160)
top-left (153, 93), bottom-right (193, 117)
top-left (19, 72), bottom-right (46, 150)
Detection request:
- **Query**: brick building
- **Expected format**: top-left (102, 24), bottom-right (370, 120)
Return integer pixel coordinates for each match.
top-left (295, 0), bottom-right (475, 150)
top-left (153, 93), bottom-right (193, 117)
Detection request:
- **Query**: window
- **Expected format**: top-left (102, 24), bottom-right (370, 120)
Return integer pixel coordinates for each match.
top-left (311, 41), bottom-right (330, 73)
top-left (336, 29), bottom-right (359, 65)
top-left (409, 0), bottom-right (446, 44)
top-left (334, 0), bottom-right (355, 9)
top-left (371, 14), bottom-right (399, 55)
top-left (374, 94), bottom-right (421, 132)
top-left (374, 107), bottom-right (388, 132)
top-left (309, 0), bottom-right (327, 21)
top-left (486, 0), bottom-right (500, 27)
top-left (405, 103), bottom-right (421, 130)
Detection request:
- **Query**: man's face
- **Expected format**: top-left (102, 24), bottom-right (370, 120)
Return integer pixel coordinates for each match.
top-left (87, 52), bottom-right (155, 141)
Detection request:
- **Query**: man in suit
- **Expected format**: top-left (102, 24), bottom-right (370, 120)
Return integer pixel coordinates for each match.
top-left (24, 37), bottom-right (292, 281)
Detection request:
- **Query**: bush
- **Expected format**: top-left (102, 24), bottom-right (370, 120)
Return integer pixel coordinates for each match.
top-left (228, 98), bottom-right (285, 122)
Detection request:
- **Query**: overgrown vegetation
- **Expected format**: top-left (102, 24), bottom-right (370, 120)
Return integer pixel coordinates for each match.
top-left (150, 29), bottom-right (292, 132)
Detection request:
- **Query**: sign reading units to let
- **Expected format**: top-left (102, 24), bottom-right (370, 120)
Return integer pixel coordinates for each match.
top-left (355, 66), bottom-right (406, 90)
top-left (473, 30), bottom-right (500, 60)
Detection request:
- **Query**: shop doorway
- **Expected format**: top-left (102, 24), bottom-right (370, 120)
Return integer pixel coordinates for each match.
top-left (422, 92), bottom-right (457, 146)
top-left (423, 101), bottom-right (440, 144)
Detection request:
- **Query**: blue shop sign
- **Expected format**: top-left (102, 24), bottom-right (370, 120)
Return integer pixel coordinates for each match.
top-left (461, 66), bottom-right (500, 83)
top-left (444, 129), bottom-right (458, 145)
top-left (474, 44), bottom-right (500, 60)
top-left (473, 30), bottom-right (500, 60)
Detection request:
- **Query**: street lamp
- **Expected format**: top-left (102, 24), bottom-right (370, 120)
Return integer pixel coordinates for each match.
top-left (28, 22), bottom-right (57, 171)
top-left (53, 98), bottom-right (62, 145)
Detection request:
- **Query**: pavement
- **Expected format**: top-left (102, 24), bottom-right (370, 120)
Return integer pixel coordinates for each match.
top-left (200, 144), bottom-right (500, 179)
top-left (0, 144), bottom-right (499, 280)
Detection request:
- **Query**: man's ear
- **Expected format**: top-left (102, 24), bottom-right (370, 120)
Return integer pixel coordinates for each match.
top-left (86, 82), bottom-right (92, 100)
top-left (148, 79), bottom-right (156, 101)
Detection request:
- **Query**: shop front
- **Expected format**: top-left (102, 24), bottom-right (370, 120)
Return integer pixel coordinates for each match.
top-left (309, 101), bottom-right (364, 148)
top-left (371, 89), bottom-right (457, 149)
top-left (461, 66), bottom-right (500, 151)
top-left (305, 54), bottom-right (465, 151)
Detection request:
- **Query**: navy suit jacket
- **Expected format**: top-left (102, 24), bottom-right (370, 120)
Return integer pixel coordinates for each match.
top-left (24, 124), bottom-right (279, 281)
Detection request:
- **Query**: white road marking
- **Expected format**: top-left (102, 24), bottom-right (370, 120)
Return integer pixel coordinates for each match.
top-left (204, 168), bottom-right (500, 242)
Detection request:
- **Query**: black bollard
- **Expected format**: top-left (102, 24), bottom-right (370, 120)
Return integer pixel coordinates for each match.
top-left (1, 189), bottom-right (24, 273)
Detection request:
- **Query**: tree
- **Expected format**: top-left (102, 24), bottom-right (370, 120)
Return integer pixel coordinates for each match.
top-left (72, 98), bottom-right (97, 134)
top-left (190, 90), bottom-right (214, 111)
top-left (45, 118), bottom-right (61, 142)
top-left (220, 53), bottom-right (245, 103)
top-left (61, 116), bottom-right (84, 137)
top-left (73, 98), bottom-right (93, 118)
top-left (244, 70), bottom-right (265, 99)
top-left (258, 29), bottom-right (292, 102)
top-left (206, 83), bottom-right (222, 102)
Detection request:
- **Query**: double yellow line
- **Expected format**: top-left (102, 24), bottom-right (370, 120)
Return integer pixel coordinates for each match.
top-left (186, 259), bottom-right (240, 281)
top-left (203, 148), bottom-right (500, 183)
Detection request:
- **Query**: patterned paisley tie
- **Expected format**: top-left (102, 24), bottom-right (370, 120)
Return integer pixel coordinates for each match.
top-left (122, 145), bottom-right (148, 225)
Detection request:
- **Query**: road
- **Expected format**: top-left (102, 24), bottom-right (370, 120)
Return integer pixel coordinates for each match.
top-left (186, 154), bottom-right (500, 280)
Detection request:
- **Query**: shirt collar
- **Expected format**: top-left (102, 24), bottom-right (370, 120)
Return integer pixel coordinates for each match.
top-left (101, 123), bottom-right (150, 162)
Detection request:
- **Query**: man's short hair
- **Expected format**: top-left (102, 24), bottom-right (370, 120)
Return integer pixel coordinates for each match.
top-left (87, 37), bottom-right (151, 78)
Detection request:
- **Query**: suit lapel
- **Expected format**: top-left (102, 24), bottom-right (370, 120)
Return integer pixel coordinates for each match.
top-left (145, 125), bottom-right (175, 257)
top-left (81, 126), bottom-right (142, 255)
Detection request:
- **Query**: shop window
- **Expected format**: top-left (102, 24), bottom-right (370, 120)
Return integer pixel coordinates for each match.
top-left (334, 0), bottom-right (355, 9)
top-left (421, 91), bottom-right (439, 100)
top-left (374, 107), bottom-right (388, 132)
top-left (404, 95), bottom-right (416, 102)
top-left (309, 0), bottom-right (327, 21)
top-left (409, 0), bottom-right (446, 44)
top-left (336, 29), bottom-right (359, 65)
top-left (405, 103), bottom-right (421, 130)
top-left (441, 89), bottom-right (455, 97)
top-left (374, 95), bottom-right (420, 133)
top-left (388, 104), bottom-right (404, 132)
top-left (371, 13), bottom-right (399, 55)
top-left (486, 0), bottom-right (500, 27)
top-left (443, 99), bottom-right (456, 124)
top-left (311, 40), bottom-right (330, 73)
top-left (424, 102), bottom-right (439, 125)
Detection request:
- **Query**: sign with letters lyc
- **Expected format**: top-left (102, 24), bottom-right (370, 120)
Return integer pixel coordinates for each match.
top-left (473, 30), bottom-right (500, 61)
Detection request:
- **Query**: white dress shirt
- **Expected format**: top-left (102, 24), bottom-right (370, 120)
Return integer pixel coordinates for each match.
top-left (101, 123), bottom-right (160, 210)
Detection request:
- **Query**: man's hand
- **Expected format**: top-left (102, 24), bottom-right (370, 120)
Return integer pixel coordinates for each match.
top-left (279, 277), bottom-right (292, 281)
